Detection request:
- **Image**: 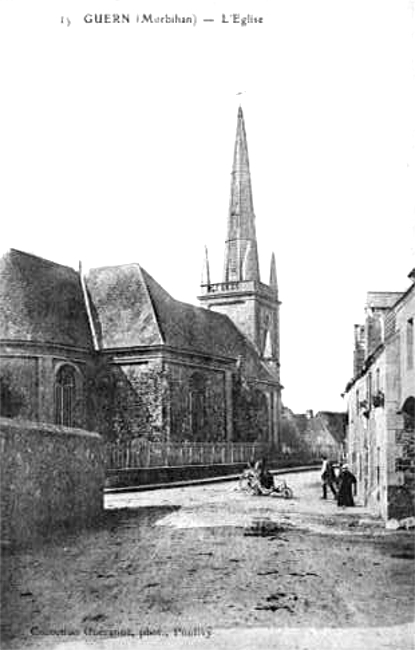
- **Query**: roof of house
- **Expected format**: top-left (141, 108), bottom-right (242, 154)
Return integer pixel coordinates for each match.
top-left (366, 291), bottom-right (403, 310)
top-left (0, 249), bottom-right (93, 349)
top-left (281, 407), bottom-right (346, 446)
top-left (315, 411), bottom-right (347, 444)
top-left (86, 263), bottom-right (276, 381)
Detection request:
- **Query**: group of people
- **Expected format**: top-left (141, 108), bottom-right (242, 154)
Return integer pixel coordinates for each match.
top-left (243, 455), bottom-right (358, 507)
top-left (321, 455), bottom-right (357, 507)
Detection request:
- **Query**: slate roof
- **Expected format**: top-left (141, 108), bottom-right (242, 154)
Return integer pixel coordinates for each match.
top-left (86, 264), bottom-right (163, 349)
top-left (0, 249), bottom-right (277, 383)
top-left (315, 411), bottom-right (347, 444)
top-left (86, 263), bottom-right (276, 382)
top-left (0, 249), bottom-right (93, 348)
top-left (282, 408), bottom-right (346, 447)
top-left (366, 291), bottom-right (403, 310)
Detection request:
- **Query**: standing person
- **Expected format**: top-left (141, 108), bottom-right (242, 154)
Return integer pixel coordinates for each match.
top-left (321, 455), bottom-right (337, 499)
top-left (337, 464), bottom-right (357, 507)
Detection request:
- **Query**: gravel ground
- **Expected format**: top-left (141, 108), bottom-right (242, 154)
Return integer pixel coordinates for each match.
top-left (1, 471), bottom-right (414, 650)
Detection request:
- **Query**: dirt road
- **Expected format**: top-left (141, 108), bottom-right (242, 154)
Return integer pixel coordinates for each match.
top-left (1, 470), bottom-right (414, 650)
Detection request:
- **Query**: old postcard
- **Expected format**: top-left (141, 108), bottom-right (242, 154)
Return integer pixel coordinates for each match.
top-left (1, 1), bottom-right (414, 649)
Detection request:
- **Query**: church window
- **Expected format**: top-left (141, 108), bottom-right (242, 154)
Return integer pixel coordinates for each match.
top-left (55, 364), bottom-right (76, 427)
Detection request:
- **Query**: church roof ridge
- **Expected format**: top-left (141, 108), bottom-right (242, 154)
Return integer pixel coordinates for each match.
top-left (6, 248), bottom-right (78, 274)
top-left (135, 265), bottom-right (166, 345)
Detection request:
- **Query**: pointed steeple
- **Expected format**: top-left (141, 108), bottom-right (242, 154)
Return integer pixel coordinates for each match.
top-left (223, 107), bottom-right (260, 283)
top-left (201, 245), bottom-right (211, 288)
top-left (269, 252), bottom-right (278, 292)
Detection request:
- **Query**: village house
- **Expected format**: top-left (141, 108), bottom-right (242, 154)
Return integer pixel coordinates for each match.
top-left (0, 108), bottom-right (282, 451)
top-left (279, 407), bottom-right (346, 460)
top-left (344, 269), bottom-right (415, 520)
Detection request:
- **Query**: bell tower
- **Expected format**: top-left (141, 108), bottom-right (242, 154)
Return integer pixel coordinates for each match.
top-left (198, 107), bottom-right (280, 380)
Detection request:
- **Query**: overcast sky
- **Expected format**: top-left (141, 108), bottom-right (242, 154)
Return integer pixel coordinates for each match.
top-left (1, 0), bottom-right (414, 413)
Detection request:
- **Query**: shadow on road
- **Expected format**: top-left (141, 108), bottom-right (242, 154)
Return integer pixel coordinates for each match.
top-left (1, 505), bottom-right (181, 557)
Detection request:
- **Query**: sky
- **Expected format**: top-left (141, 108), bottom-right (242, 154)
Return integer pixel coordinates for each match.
top-left (1, 0), bottom-right (414, 413)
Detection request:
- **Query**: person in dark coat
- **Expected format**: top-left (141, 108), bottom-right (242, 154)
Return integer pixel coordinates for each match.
top-left (337, 464), bottom-right (357, 507)
top-left (256, 458), bottom-right (274, 490)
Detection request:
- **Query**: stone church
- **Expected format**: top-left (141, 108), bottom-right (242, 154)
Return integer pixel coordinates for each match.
top-left (0, 108), bottom-right (282, 446)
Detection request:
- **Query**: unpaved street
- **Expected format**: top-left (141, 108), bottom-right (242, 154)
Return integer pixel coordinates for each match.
top-left (1, 470), bottom-right (414, 650)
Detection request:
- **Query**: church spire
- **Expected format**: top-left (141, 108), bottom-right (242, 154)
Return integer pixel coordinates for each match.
top-left (223, 107), bottom-right (260, 283)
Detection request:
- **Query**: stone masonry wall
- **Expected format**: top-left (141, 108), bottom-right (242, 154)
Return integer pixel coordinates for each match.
top-left (210, 299), bottom-right (257, 351)
top-left (0, 417), bottom-right (104, 547)
top-left (232, 376), bottom-right (269, 442)
top-left (93, 360), bottom-right (165, 443)
top-left (168, 364), bottom-right (227, 442)
top-left (391, 427), bottom-right (415, 519)
top-left (0, 356), bottom-right (39, 421)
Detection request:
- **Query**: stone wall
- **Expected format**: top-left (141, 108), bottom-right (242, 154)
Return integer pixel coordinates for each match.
top-left (209, 298), bottom-right (257, 351)
top-left (92, 356), bottom-right (274, 445)
top-left (391, 426), bottom-right (415, 518)
top-left (0, 346), bottom-right (93, 430)
top-left (92, 360), bottom-right (165, 443)
top-left (0, 417), bottom-right (104, 548)
top-left (168, 364), bottom-right (227, 442)
top-left (233, 377), bottom-right (269, 442)
top-left (0, 356), bottom-right (39, 420)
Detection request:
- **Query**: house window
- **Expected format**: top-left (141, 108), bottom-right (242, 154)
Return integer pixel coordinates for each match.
top-left (407, 318), bottom-right (414, 370)
top-left (55, 365), bottom-right (76, 427)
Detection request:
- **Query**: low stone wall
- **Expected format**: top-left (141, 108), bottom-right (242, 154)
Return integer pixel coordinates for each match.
top-left (106, 463), bottom-right (246, 489)
top-left (105, 456), bottom-right (319, 489)
top-left (0, 417), bottom-right (104, 548)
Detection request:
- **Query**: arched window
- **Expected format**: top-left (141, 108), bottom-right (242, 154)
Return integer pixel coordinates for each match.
top-left (55, 365), bottom-right (76, 427)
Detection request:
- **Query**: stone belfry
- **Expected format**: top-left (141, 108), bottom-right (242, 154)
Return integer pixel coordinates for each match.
top-left (199, 106), bottom-right (280, 378)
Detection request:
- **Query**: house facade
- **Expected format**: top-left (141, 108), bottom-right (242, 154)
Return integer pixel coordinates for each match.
top-left (279, 407), bottom-right (346, 460)
top-left (344, 272), bottom-right (415, 520)
top-left (0, 108), bottom-right (282, 449)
